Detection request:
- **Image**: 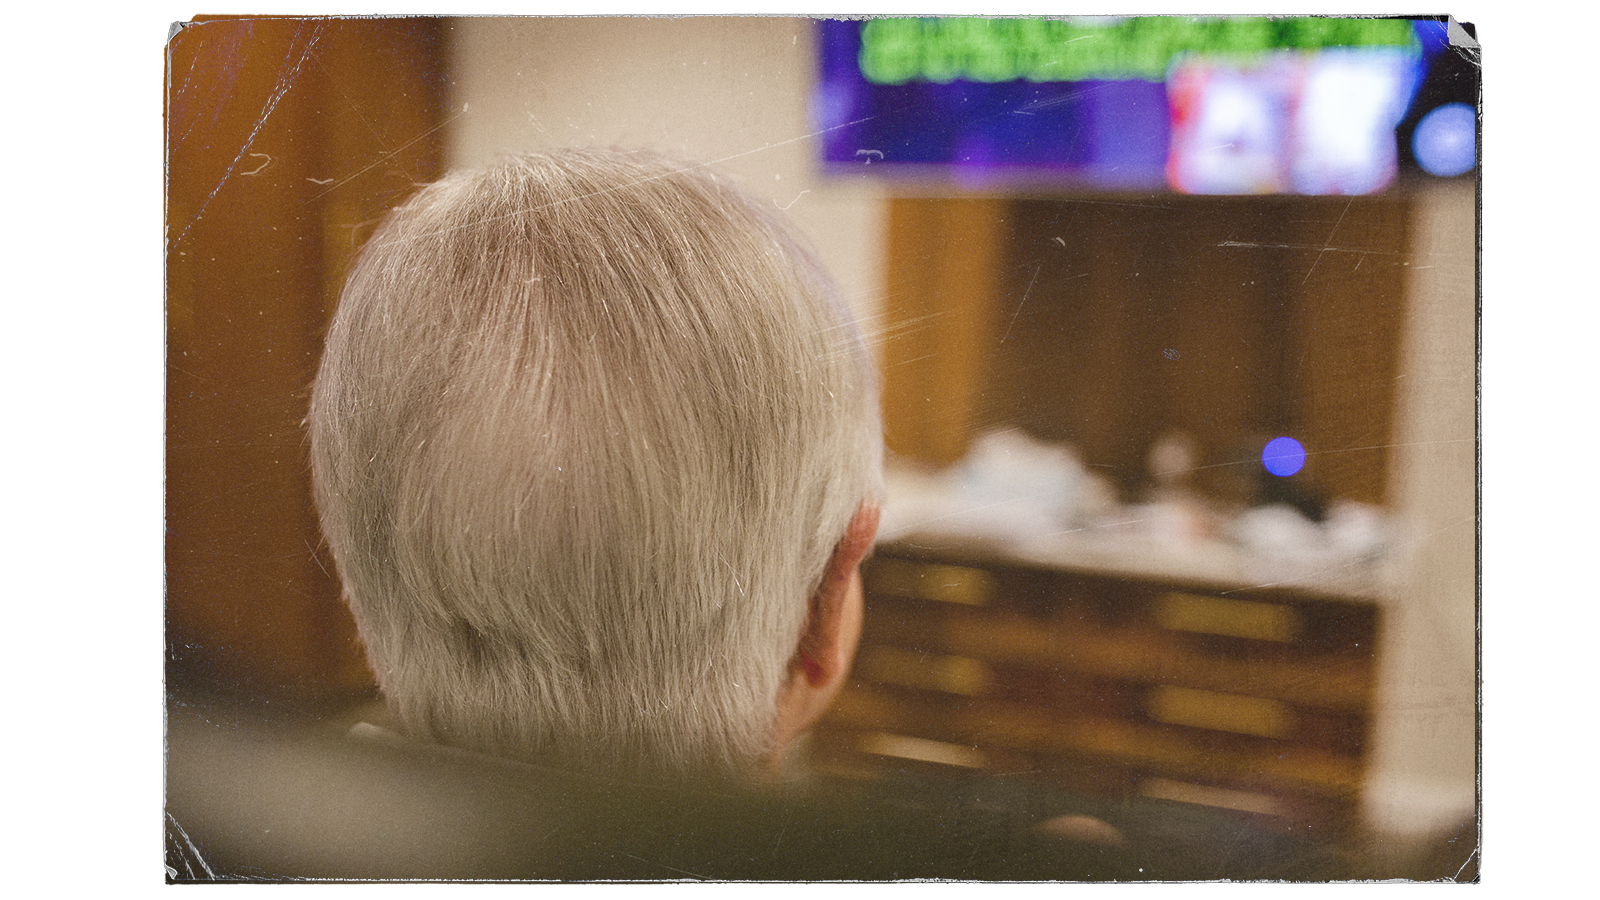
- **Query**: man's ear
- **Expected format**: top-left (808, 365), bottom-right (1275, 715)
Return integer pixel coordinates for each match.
top-left (770, 502), bottom-right (880, 766)
top-left (796, 502), bottom-right (880, 687)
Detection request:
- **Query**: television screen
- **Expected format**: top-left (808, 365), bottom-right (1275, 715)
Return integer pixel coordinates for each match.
top-left (813, 16), bottom-right (1478, 193)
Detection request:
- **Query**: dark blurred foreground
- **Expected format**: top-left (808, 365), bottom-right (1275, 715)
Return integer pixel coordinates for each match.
top-left (166, 696), bottom-right (1356, 883)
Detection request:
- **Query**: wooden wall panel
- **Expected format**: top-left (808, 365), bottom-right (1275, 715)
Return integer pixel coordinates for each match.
top-left (166, 18), bottom-right (447, 703)
top-left (983, 201), bottom-right (1162, 479)
top-left (1287, 198), bottom-right (1409, 506)
top-left (881, 197), bottom-right (1006, 465)
top-left (887, 194), bottom-right (1408, 507)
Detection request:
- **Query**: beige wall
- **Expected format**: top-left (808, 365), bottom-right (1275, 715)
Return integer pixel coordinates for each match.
top-left (445, 16), bottom-right (886, 339)
top-left (1366, 179), bottom-right (1479, 837)
top-left (444, 16), bottom-right (1478, 837)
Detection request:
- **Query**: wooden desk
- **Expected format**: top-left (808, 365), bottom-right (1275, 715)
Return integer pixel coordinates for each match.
top-left (812, 540), bottom-right (1380, 843)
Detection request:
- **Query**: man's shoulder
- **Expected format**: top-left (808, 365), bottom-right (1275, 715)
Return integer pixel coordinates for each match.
top-left (169, 711), bottom-right (1344, 882)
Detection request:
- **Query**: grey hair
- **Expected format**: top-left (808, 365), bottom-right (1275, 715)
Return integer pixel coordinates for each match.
top-left (309, 149), bottom-right (883, 776)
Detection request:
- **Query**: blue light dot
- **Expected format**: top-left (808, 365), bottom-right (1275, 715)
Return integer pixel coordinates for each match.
top-left (1263, 436), bottom-right (1306, 477)
top-left (1413, 102), bottom-right (1476, 177)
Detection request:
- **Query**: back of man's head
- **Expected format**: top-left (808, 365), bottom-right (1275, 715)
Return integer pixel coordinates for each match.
top-left (309, 149), bottom-right (882, 776)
